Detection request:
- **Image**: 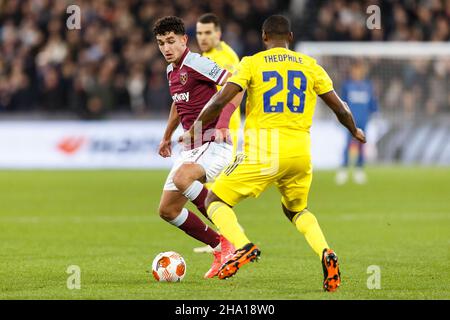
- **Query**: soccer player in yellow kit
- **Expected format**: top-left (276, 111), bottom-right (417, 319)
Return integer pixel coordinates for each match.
top-left (192, 13), bottom-right (243, 255)
top-left (196, 13), bottom-right (241, 155)
top-left (181, 15), bottom-right (366, 292)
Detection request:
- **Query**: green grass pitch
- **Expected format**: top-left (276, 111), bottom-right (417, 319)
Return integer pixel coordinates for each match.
top-left (0, 167), bottom-right (449, 300)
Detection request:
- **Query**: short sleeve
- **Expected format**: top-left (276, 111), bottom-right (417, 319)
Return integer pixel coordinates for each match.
top-left (313, 64), bottom-right (334, 95)
top-left (227, 56), bottom-right (252, 91)
top-left (184, 53), bottom-right (229, 86)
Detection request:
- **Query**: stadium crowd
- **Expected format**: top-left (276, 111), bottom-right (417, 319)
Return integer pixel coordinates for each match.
top-left (0, 0), bottom-right (448, 119)
top-left (296, 0), bottom-right (450, 41)
top-left (0, 0), bottom-right (287, 118)
top-left (297, 0), bottom-right (450, 117)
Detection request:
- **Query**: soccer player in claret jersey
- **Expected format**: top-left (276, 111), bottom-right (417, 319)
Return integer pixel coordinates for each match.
top-left (181, 15), bottom-right (366, 291)
top-left (153, 16), bottom-right (240, 278)
top-left (193, 13), bottom-right (243, 255)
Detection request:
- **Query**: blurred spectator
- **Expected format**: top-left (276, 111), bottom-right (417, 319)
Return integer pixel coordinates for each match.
top-left (300, 0), bottom-right (450, 42)
top-left (40, 66), bottom-right (64, 111)
top-left (145, 58), bottom-right (171, 116)
top-left (127, 63), bottom-right (146, 114)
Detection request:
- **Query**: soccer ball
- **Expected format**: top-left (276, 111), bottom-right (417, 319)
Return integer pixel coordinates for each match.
top-left (151, 251), bottom-right (186, 282)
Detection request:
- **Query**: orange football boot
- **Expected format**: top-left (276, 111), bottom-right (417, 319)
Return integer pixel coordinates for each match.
top-left (218, 243), bottom-right (261, 280)
top-left (322, 248), bottom-right (341, 292)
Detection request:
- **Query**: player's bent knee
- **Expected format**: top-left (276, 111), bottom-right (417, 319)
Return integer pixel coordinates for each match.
top-left (205, 192), bottom-right (232, 219)
top-left (282, 204), bottom-right (308, 223)
top-left (205, 191), bottom-right (220, 210)
top-left (158, 205), bottom-right (178, 222)
top-left (172, 171), bottom-right (190, 191)
top-left (172, 165), bottom-right (205, 192)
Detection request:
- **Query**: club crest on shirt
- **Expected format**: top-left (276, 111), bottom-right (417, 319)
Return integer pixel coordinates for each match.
top-left (180, 72), bottom-right (188, 85)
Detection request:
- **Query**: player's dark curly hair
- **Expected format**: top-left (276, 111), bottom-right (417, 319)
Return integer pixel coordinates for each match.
top-left (153, 16), bottom-right (185, 37)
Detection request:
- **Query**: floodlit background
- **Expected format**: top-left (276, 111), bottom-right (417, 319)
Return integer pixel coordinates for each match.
top-left (0, 0), bottom-right (449, 300)
top-left (0, 0), bottom-right (448, 168)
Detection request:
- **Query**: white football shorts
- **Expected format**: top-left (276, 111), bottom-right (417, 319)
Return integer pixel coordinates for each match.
top-left (163, 141), bottom-right (233, 191)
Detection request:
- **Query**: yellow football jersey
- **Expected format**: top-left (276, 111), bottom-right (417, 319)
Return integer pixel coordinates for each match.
top-left (227, 47), bottom-right (334, 158)
top-left (202, 41), bottom-right (240, 74)
top-left (203, 41), bottom-right (241, 154)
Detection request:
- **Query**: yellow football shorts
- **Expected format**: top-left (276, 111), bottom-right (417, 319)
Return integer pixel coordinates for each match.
top-left (211, 153), bottom-right (312, 213)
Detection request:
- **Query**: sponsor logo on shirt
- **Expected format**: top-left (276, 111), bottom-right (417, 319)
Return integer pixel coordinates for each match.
top-left (172, 92), bottom-right (190, 102)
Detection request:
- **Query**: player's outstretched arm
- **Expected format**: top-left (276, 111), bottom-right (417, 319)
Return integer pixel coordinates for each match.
top-left (197, 82), bottom-right (241, 126)
top-left (182, 83), bottom-right (241, 142)
top-left (319, 90), bottom-right (366, 143)
top-left (215, 91), bottom-right (244, 128)
top-left (159, 102), bottom-right (180, 158)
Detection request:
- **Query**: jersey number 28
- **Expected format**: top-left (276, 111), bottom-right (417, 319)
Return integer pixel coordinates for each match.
top-left (262, 70), bottom-right (307, 113)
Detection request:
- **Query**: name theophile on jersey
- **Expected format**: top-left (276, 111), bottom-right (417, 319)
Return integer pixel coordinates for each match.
top-left (264, 54), bottom-right (303, 64)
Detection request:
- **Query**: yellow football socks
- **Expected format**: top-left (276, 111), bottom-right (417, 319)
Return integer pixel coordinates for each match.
top-left (294, 210), bottom-right (329, 258)
top-left (207, 201), bottom-right (250, 249)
